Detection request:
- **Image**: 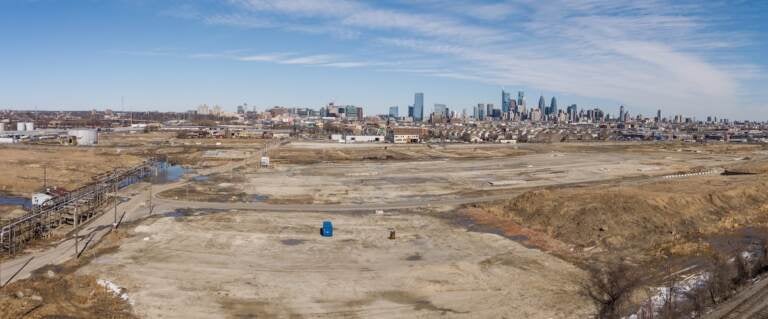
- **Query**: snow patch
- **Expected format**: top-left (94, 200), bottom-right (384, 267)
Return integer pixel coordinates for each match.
top-left (97, 279), bottom-right (134, 305)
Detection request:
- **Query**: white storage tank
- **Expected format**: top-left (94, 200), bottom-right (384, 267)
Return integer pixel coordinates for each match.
top-left (68, 129), bottom-right (99, 146)
top-left (25, 122), bottom-right (34, 131)
top-left (17, 122), bottom-right (26, 131)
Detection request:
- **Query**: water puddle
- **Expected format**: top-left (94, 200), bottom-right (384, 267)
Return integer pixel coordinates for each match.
top-left (0, 195), bottom-right (31, 209)
top-left (149, 162), bottom-right (187, 184)
top-left (249, 194), bottom-right (269, 202)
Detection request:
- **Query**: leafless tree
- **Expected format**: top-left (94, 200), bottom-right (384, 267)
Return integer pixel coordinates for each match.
top-left (583, 263), bottom-right (641, 319)
top-left (704, 253), bottom-right (733, 305)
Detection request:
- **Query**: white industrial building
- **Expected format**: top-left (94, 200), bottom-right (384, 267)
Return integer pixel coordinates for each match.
top-left (32, 193), bottom-right (53, 206)
top-left (330, 134), bottom-right (385, 143)
top-left (67, 129), bottom-right (99, 146)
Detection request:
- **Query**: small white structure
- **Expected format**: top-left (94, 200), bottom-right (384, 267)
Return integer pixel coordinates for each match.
top-left (344, 135), bottom-right (384, 143)
top-left (260, 156), bottom-right (270, 167)
top-left (68, 129), bottom-right (99, 146)
top-left (16, 122), bottom-right (26, 131)
top-left (0, 137), bottom-right (16, 144)
top-left (25, 122), bottom-right (34, 131)
top-left (0, 123), bottom-right (5, 132)
top-left (32, 193), bottom-right (53, 206)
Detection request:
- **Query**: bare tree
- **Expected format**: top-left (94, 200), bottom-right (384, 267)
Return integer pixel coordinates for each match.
top-left (583, 263), bottom-right (642, 319)
top-left (734, 252), bottom-right (751, 286)
top-left (704, 253), bottom-right (733, 305)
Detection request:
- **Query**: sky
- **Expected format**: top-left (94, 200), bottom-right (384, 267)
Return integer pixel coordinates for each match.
top-left (0, 0), bottom-right (766, 119)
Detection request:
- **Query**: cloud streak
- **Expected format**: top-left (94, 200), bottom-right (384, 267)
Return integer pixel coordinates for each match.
top-left (165, 0), bottom-right (762, 116)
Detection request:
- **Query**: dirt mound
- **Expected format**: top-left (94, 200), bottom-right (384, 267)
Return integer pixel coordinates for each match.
top-left (0, 273), bottom-right (136, 318)
top-left (467, 174), bottom-right (768, 265)
top-left (0, 231), bottom-right (136, 318)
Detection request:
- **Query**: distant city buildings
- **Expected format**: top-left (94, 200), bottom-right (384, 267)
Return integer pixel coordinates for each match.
top-left (502, 90), bottom-right (511, 114)
top-left (413, 92), bottom-right (424, 122)
top-left (389, 106), bottom-right (399, 118)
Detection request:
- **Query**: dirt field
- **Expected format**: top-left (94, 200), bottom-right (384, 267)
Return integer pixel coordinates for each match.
top-left (0, 231), bottom-right (137, 318)
top-left (0, 145), bottom-right (143, 196)
top-left (77, 209), bottom-right (593, 318)
top-left (5, 140), bottom-right (768, 318)
top-left (160, 142), bottom-right (740, 205)
top-left (465, 171), bottom-right (768, 263)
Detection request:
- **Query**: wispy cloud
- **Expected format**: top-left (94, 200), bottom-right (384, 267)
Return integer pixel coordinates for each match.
top-left (162, 0), bottom-right (762, 116)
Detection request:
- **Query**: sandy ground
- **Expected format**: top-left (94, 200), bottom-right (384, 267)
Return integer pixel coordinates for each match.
top-left (79, 210), bottom-right (593, 318)
top-left (164, 144), bottom-right (740, 205)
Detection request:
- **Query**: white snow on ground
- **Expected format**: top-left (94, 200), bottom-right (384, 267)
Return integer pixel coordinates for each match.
top-left (628, 272), bottom-right (709, 319)
top-left (97, 278), bottom-right (134, 305)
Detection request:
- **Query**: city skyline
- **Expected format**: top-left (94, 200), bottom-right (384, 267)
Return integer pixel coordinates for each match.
top-left (0, 1), bottom-right (766, 119)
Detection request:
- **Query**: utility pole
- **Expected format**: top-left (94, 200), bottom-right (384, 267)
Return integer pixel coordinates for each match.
top-left (73, 204), bottom-right (79, 258)
top-left (43, 166), bottom-right (47, 190)
top-left (113, 169), bottom-right (118, 229)
top-left (148, 184), bottom-right (153, 216)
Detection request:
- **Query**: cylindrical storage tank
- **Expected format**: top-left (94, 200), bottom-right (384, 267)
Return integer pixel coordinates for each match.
top-left (25, 122), bottom-right (34, 131)
top-left (17, 122), bottom-right (25, 131)
top-left (68, 129), bottom-right (98, 146)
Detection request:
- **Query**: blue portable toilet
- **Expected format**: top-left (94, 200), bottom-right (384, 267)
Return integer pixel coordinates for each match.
top-left (321, 220), bottom-right (333, 237)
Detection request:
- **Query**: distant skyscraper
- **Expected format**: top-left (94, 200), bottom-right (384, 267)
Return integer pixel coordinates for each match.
top-left (434, 104), bottom-right (448, 117)
top-left (502, 90), bottom-right (511, 113)
top-left (656, 109), bottom-right (662, 123)
top-left (408, 105), bottom-right (414, 118)
top-left (389, 106), bottom-right (399, 118)
top-left (538, 95), bottom-right (546, 113)
top-left (414, 92), bottom-right (424, 122)
top-left (517, 91), bottom-right (525, 107)
top-left (486, 103), bottom-right (494, 119)
top-left (567, 104), bottom-right (577, 123)
top-left (477, 103), bottom-right (486, 120)
top-left (550, 97), bottom-right (558, 115)
top-left (619, 105), bottom-right (625, 123)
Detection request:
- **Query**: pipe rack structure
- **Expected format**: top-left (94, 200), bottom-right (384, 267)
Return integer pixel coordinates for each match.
top-left (0, 159), bottom-right (160, 256)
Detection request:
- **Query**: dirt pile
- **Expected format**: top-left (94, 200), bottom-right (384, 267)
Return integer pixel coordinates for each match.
top-left (0, 273), bottom-right (136, 318)
top-left (0, 231), bottom-right (136, 318)
top-left (465, 173), bottom-right (768, 265)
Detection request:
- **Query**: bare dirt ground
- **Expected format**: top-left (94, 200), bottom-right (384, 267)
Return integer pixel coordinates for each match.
top-left (0, 206), bottom-right (27, 221)
top-left (0, 231), bottom-right (137, 318)
top-left (5, 140), bottom-right (768, 318)
top-left (98, 131), bottom-right (267, 167)
top-left (0, 132), bottom-right (267, 198)
top-left (0, 145), bottom-right (143, 196)
top-left (160, 142), bottom-right (741, 205)
top-left (77, 209), bottom-right (593, 318)
top-left (464, 172), bottom-right (768, 266)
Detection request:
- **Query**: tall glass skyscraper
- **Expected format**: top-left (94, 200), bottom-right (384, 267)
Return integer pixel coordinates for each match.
top-left (550, 97), bottom-right (558, 115)
top-left (414, 92), bottom-right (424, 122)
top-left (538, 95), bottom-right (546, 113)
top-left (517, 91), bottom-right (525, 107)
top-left (501, 90), bottom-right (511, 113)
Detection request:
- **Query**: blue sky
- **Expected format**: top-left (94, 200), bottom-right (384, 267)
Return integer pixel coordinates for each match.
top-left (0, 0), bottom-right (766, 119)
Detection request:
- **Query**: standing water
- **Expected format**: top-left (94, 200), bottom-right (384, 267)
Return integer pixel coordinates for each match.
top-left (148, 162), bottom-right (187, 184)
top-left (0, 195), bottom-right (32, 209)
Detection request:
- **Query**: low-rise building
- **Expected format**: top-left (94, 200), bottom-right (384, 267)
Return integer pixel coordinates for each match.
top-left (389, 127), bottom-right (427, 144)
